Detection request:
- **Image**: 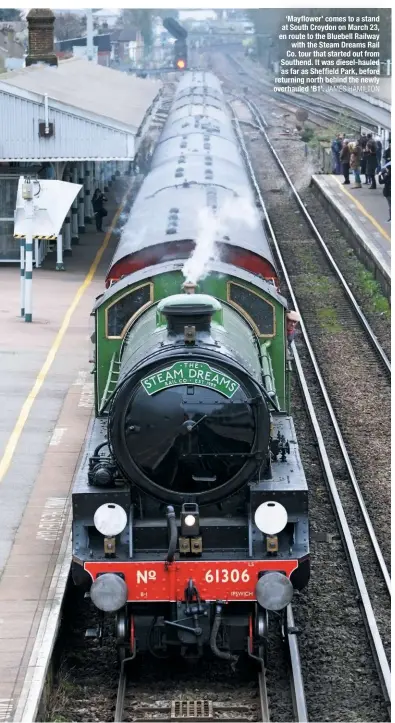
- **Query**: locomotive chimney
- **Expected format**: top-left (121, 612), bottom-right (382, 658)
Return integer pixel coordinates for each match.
top-left (158, 294), bottom-right (221, 336)
top-left (182, 281), bottom-right (197, 294)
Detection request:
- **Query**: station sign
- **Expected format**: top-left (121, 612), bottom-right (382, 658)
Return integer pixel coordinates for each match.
top-left (141, 361), bottom-right (240, 398)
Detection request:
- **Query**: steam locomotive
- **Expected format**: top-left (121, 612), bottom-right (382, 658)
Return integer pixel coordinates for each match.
top-left (71, 71), bottom-right (309, 662)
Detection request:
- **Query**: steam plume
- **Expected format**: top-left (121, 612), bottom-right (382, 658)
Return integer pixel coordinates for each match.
top-left (182, 196), bottom-right (258, 285)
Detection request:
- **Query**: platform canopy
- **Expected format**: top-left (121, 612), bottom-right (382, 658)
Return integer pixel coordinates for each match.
top-left (0, 57), bottom-right (162, 162)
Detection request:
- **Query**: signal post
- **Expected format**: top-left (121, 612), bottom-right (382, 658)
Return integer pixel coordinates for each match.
top-left (163, 16), bottom-right (188, 71)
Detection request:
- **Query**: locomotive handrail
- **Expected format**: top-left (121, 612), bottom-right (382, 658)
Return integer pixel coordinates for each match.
top-left (99, 351), bottom-right (120, 414)
top-left (165, 506), bottom-right (178, 564)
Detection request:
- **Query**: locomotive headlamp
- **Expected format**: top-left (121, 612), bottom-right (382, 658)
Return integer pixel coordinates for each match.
top-left (181, 503), bottom-right (200, 536)
top-left (185, 514), bottom-right (196, 527)
top-left (94, 503), bottom-right (127, 537)
top-left (254, 501), bottom-right (288, 536)
top-left (90, 573), bottom-right (127, 612)
top-left (255, 571), bottom-right (293, 611)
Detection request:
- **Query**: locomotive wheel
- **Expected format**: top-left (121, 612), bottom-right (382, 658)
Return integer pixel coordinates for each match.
top-left (115, 608), bottom-right (130, 663)
top-left (280, 608), bottom-right (288, 642)
top-left (255, 606), bottom-right (269, 667)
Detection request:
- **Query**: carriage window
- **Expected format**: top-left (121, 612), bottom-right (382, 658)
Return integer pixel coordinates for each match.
top-left (106, 283), bottom-right (153, 338)
top-left (227, 282), bottom-right (275, 337)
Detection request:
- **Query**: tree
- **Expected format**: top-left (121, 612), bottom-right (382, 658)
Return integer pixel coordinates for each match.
top-left (119, 9), bottom-right (152, 48)
top-left (0, 9), bottom-right (21, 21)
top-left (94, 20), bottom-right (109, 35)
top-left (54, 12), bottom-right (86, 42)
top-left (156, 10), bottom-right (179, 20)
top-left (378, 8), bottom-right (391, 62)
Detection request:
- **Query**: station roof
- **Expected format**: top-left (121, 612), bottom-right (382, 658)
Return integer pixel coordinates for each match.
top-left (0, 57), bottom-right (162, 162)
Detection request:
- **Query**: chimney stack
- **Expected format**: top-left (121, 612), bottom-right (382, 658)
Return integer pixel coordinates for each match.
top-left (25, 9), bottom-right (58, 67)
top-left (182, 281), bottom-right (197, 295)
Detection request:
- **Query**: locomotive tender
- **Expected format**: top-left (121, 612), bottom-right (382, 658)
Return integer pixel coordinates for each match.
top-left (72, 71), bottom-right (309, 662)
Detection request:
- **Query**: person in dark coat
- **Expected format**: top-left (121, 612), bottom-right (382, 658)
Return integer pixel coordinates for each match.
top-left (383, 142), bottom-right (391, 164)
top-left (379, 163), bottom-right (391, 222)
top-left (331, 134), bottom-right (343, 174)
top-left (340, 140), bottom-right (350, 184)
top-left (364, 133), bottom-right (376, 185)
top-left (92, 189), bottom-right (107, 231)
top-left (366, 136), bottom-right (377, 189)
top-left (350, 141), bottom-right (362, 188)
top-left (375, 136), bottom-right (382, 173)
top-left (359, 134), bottom-right (368, 183)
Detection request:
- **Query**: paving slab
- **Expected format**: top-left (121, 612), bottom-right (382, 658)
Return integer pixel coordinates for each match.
top-left (311, 174), bottom-right (391, 299)
top-left (0, 176), bottom-right (131, 720)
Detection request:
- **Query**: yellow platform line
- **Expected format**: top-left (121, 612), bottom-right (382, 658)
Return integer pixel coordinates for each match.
top-left (0, 187), bottom-right (129, 485)
top-left (333, 177), bottom-right (391, 243)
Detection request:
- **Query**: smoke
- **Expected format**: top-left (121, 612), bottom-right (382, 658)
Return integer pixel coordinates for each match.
top-left (182, 195), bottom-right (258, 285)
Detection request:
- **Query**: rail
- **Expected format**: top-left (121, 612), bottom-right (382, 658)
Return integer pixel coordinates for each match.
top-left (226, 54), bottom-right (390, 133)
top-left (114, 660), bottom-right (127, 723)
top-left (245, 97), bottom-right (391, 376)
top-left (114, 604), bottom-right (307, 722)
top-left (231, 99), bottom-right (391, 589)
top-left (230, 106), bottom-right (391, 706)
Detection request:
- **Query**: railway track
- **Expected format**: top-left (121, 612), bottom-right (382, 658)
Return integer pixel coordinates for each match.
top-left (43, 69), bottom-right (390, 723)
top-left (226, 54), bottom-right (388, 135)
top-left (245, 97), bottom-right (391, 375)
top-left (114, 606), bottom-right (307, 722)
top-left (114, 665), bottom-right (269, 722)
top-left (214, 61), bottom-right (331, 132)
top-left (211, 53), bottom-right (391, 351)
top-left (230, 100), bottom-right (391, 708)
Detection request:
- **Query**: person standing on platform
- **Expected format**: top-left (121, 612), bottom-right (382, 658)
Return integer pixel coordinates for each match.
top-left (350, 141), bottom-right (362, 189)
top-left (366, 135), bottom-right (377, 189)
top-left (359, 134), bottom-right (368, 184)
top-left (331, 134), bottom-right (342, 174)
top-left (379, 162), bottom-right (391, 222)
top-left (375, 136), bottom-right (383, 173)
top-left (383, 141), bottom-right (391, 164)
top-left (92, 189), bottom-right (107, 231)
top-left (38, 161), bottom-right (55, 179)
top-left (340, 140), bottom-right (350, 185)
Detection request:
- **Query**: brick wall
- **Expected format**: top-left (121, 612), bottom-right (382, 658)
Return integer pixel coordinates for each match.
top-left (25, 9), bottom-right (58, 67)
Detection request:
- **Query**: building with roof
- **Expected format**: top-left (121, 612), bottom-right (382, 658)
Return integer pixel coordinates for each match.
top-left (55, 32), bottom-right (112, 66)
top-left (0, 22), bottom-right (26, 72)
top-left (111, 27), bottom-right (144, 65)
top-left (0, 57), bottom-right (161, 160)
top-left (0, 8), bottom-right (162, 261)
top-left (54, 8), bottom-right (121, 28)
top-left (93, 8), bottom-right (121, 29)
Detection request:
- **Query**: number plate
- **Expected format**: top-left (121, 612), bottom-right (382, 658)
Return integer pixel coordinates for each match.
top-left (85, 559), bottom-right (298, 602)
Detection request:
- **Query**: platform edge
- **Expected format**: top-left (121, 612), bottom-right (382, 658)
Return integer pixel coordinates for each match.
top-left (13, 511), bottom-right (72, 723)
top-left (311, 175), bottom-right (391, 301)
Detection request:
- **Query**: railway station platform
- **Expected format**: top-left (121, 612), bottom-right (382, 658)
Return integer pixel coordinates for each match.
top-left (0, 179), bottom-right (131, 722)
top-left (311, 175), bottom-right (391, 300)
